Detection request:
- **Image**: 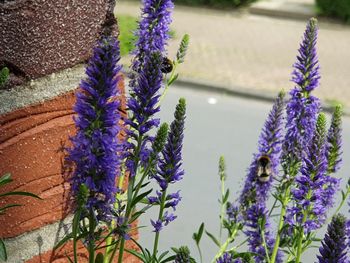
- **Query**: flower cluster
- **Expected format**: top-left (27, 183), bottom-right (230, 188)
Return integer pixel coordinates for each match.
top-left (149, 98), bottom-right (186, 231)
top-left (281, 18), bottom-right (320, 175)
top-left (131, 0), bottom-right (173, 75)
top-left (317, 214), bottom-right (349, 263)
top-left (68, 37), bottom-right (122, 221)
top-left (286, 113), bottom-right (340, 233)
top-left (125, 0), bottom-right (174, 176)
top-left (239, 91), bottom-right (285, 210)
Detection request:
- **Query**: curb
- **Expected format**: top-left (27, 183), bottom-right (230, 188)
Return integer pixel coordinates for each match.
top-left (175, 77), bottom-right (350, 116)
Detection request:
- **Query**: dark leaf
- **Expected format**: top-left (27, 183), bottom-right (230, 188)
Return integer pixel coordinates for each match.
top-left (205, 230), bottom-right (220, 247)
top-left (0, 238), bottom-right (7, 261)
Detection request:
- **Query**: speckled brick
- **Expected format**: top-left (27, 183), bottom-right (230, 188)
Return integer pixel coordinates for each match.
top-left (0, 0), bottom-right (117, 87)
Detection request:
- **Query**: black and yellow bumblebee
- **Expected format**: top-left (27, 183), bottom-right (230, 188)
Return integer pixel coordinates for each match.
top-left (257, 155), bottom-right (272, 183)
top-left (161, 56), bottom-right (173, 74)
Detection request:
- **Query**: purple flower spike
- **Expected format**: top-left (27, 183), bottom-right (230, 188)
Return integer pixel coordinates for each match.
top-left (126, 52), bottom-right (164, 176)
top-left (317, 214), bottom-right (349, 263)
top-left (326, 105), bottom-right (343, 174)
top-left (68, 37), bottom-right (122, 221)
top-left (216, 252), bottom-right (234, 263)
top-left (155, 98), bottom-right (186, 191)
top-left (150, 98), bottom-right (186, 231)
top-left (245, 203), bottom-right (282, 263)
top-left (132, 0), bottom-right (174, 75)
top-left (292, 18), bottom-right (320, 93)
top-left (239, 91), bottom-right (285, 210)
top-left (282, 18), bottom-right (321, 171)
top-left (287, 113), bottom-right (340, 233)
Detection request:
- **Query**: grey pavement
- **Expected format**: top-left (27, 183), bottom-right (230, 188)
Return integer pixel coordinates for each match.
top-left (117, 0), bottom-right (350, 107)
top-left (137, 84), bottom-right (350, 263)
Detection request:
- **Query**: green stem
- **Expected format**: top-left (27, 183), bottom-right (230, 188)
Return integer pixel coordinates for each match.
top-left (333, 186), bottom-right (350, 218)
top-left (89, 211), bottom-right (96, 263)
top-left (219, 178), bottom-right (225, 239)
top-left (152, 189), bottom-right (167, 261)
top-left (212, 226), bottom-right (239, 262)
top-left (104, 166), bottom-right (127, 263)
top-left (158, 62), bottom-right (178, 106)
top-left (295, 227), bottom-right (304, 263)
top-left (270, 186), bottom-right (290, 263)
top-left (261, 227), bottom-right (271, 263)
top-left (116, 135), bottom-right (144, 263)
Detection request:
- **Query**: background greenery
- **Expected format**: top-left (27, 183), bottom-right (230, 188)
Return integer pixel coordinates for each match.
top-left (118, 15), bottom-right (176, 57)
top-left (316, 0), bottom-right (350, 23)
top-left (172, 0), bottom-right (257, 8)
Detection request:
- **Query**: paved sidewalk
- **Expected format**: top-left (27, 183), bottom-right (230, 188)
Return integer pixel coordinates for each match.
top-left (117, 1), bottom-right (350, 107)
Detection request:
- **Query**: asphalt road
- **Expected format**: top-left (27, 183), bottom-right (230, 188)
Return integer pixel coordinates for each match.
top-left (136, 84), bottom-right (350, 262)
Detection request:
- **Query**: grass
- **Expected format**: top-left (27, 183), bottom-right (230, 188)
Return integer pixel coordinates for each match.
top-left (117, 14), bottom-right (176, 57)
top-left (118, 15), bottom-right (138, 56)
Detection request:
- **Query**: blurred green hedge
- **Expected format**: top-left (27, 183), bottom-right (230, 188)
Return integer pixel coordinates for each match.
top-left (175, 0), bottom-right (257, 8)
top-left (316, 0), bottom-right (350, 22)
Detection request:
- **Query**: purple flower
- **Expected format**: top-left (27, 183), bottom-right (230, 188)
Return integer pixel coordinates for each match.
top-left (326, 105), bottom-right (343, 174)
top-left (226, 202), bottom-right (239, 223)
top-left (151, 219), bottom-right (163, 232)
top-left (245, 203), bottom-right (282, 263)
top-left (239, 91), bottom-right (284, 210)
top-left (216, 252), bottom-right (234, 263)
top-left (287, 113), bottom-right (339, 233)
top-left (68, 37), bottom-right (122, 221)
top-left (281, 18), bottom-right (320, 174)
top-left (317, 214), bottom-right (349, 263)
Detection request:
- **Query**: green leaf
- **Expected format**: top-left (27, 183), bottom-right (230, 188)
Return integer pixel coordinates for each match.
top-left (129, 206), bottom-right (150, 224)
top-left (192, 222), bottom-right (204, 244)
top-left (0, 191), bottom-right (42, 199)
top-left (0, 173), bottom-right (12, 187)
top-left (167, 73), bottom-right (178, 86)
top-left (130, 189), bottom-right (153, 208)
top-left (160, 255), bottom-right (177, 263)
top-left (0, 238), bottom-right (7, 261)
top-left (0, 204), bottom-right (22, 214)
top-left (158, 250), bottom-right (169, 261)
top-left (54, 232), bottom-right (74, 250)
top-left (205, 230), bottom-right (220, 247)
top-left (95, 252), bottom-right (104, 263)
top-left (0, 67), bottom-right (9, 87)
top-left (125, 248), bottom-right (146, 262)
top-left (223, 189), bottom-right (230, 204)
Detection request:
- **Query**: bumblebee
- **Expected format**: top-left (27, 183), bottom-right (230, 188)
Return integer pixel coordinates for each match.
top-left (161, 57), bottom-right (173, 74)
top-left (257, 155), bottom-right (272, 183)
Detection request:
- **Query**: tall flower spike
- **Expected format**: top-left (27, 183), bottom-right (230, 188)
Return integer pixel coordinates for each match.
top-left (245, 203), bottom-right (282, 263)
top-left (317, 214), bottom-right (349, 263)
top-left (149, 98), bottom-right (186, 231)
top-left (68, 37), bottom-right (122, 221)
top-left (281, 18), bottom-right (320, 174)
top-left (126, 0), bottom-right (174, 176)
top-left (131, 0), bottom-right (174, 75)
top-left (326, 104), bottom-right (343, 174)
top-left (287, 113), bottom-right (339, 233)
top-left (155, 98), bottom-right (186, 190)
top-left (126, 52), bottom-right (164, 176)
top-left (239, 91), bottom-right (285, 211)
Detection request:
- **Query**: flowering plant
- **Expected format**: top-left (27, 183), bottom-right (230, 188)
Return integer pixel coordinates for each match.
top-left (53, 0), bottom-right (350, 262)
